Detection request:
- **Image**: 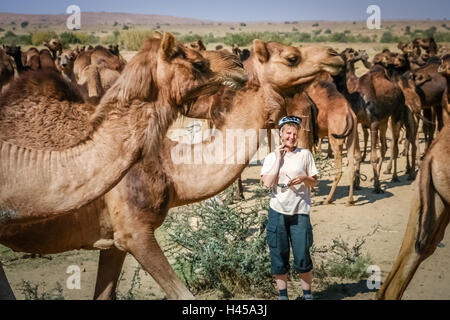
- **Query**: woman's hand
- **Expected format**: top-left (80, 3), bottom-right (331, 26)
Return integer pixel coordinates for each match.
top-left (288, 176), bottom-right (305, 186)
top-left (289, 175), bottom-right (318, 188)
top-left (275, 144), bottom-right (290, 159)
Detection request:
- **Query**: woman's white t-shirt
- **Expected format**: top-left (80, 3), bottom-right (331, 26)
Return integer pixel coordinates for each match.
top-left (260, 148), bottom-right (319, 215)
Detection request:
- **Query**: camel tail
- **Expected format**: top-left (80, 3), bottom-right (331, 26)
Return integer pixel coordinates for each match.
top-left (331, 111), bottom-right (354, 139)
top-left (415, 151), bottom-right (434, 254)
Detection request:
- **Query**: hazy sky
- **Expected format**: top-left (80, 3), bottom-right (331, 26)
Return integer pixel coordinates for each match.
top-left (0, 0), bottom-right (448, 21)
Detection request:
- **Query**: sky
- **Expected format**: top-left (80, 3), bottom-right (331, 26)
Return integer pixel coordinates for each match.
top-left (0, 0), bottom-right (448, 22)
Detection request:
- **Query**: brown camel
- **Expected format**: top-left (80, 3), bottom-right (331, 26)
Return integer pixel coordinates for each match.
top-left (376, 50), bottom-right (421, 180)
top-left (0, 42), bottom-right (344, 300)
top-left (411, 57), bottom-right (447, 151)
top-left (413, 37), bottom-right (438, 55)
top-left (437, 54), bottom-right (450, 125)
top-left (3, 45), bottom-right (29, 73)
top-left (334, 48), bottom-right (406, 192)
top-left (0, 33), bottom-right (234, 223)
top-left (43, 38), bottom-right (63, 59)
top-left (376, 123), bottom-right (450, 299)
top-left (0, 48), bottom-right (14, 92)
top-left (287, 72), bottom-right (357, 205)
top-left (39, 49), bottom-right (57, 70)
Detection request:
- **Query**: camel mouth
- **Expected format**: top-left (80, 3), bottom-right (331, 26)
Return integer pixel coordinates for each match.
top-left (320, 63), bottom-right (344, 75)
top-left (219, 72), bottom-right (248, 90)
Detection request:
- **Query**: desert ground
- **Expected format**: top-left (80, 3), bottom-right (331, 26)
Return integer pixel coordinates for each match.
top-left (1, 124), bottom-right (449, 300)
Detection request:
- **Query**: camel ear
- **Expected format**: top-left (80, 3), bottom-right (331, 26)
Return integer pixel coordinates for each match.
top-left (160, 32), bottom-right (178, 61)
top-left (253, 39), bottom-right (269, 63)
top-left (153, 30), bottom-right (163, 39)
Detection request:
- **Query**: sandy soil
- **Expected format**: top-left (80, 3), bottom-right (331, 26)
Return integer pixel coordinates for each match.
top-left (1, 128), bottom-right (449, 300)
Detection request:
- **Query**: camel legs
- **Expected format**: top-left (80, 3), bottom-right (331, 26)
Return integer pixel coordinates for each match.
top-left (389, 118), bottom-right (402, 183)
top-left (422, 108), bottom-right (435, 153)
top-left (361, 125), bottom-right (369, 162)
top-left (376, 120), bottom-right (388, 179)
top-left (376, 193), bottom-right (449, 300)
top-left (405, 113), bottom-right (419, 180)
top-left (0, 261), bottom-right (15, 300)
top-left (93, 247), bottom-right (126, 300)
top-left (323, 137), bottom-right (343, 205)
top-left (122, 224), bottom-right (195, 300)
top-left (353, 128), bottom-right (363, 190)
top-left (345, 123), bottom-right (357, 206)
top-left (370, 121), bottom-right (383, 193)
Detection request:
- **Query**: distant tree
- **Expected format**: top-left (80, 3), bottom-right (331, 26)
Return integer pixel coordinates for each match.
top-left (123, 24), bottom-right (129, 30)
top-left (312, 23), bottom-right (319, 27)
top-left (324, 28), bottom-right (332, 34)
top-left (113, 21), bottom-right (119, 27)
top-left (404, 25), bottom-right (411, 34)
top-left (240, 22), bottom-right (246, 27)
top-left (21, 21), bottom-right (29, 28)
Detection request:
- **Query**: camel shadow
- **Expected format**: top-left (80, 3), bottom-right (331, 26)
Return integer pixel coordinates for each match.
top-left (315, 179), bottom-right (397, 206)
top-left (314, 280), bottom-right (378, 300)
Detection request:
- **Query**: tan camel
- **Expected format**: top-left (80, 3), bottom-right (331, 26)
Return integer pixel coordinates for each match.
top-left (0, 33), bottom-right (233, 223)
top-left (287, 72), bottom-right (357, 205)
top-left (0, 42), bottom-right (344, 300)
top-left (376, 123), bottom-right (450, 299)
top-left (73, 45), bottom-right (127, 100)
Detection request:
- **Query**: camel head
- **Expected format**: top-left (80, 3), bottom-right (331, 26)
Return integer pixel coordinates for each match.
top-left (437, 54), bottom-right (450, 77)
top-left (180, 49), bottom-right (248, 120)
top-left (44, 38), bottom-right (63, 56)
top-left (3, 44), bottom-right (21, 60)
top-left (106, 33), bottom-right (229, 109)
top-left (397, 41), bottom-right (408, 53)
top-left (108, 44), bottom-right (120, 56)
top-left (247, 41), bottom-right (344, 92)
top-left (413, 37), bottom-right (437, 54)
top-left (411, 69), bottom-right (432, 87)
top-left (56, 49), bottom-right (78, 73)
top-left (185, 40), bottom-right (206, 51)
top-left (341, 48), bottom-right (366, 64)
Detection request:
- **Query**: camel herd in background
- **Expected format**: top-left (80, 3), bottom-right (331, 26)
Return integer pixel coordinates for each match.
top-left (0, 31), bottom-right (449, 300)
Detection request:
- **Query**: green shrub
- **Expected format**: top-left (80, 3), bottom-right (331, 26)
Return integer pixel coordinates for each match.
top-left (380, 31), bottom-right (398, 43)
top-left (21, 21), bottom-right (29, 28)
top-left (118, 29), bottom-right (155, 50)
top-left (324, 28), bottom-right (332, 34)
top-left (19, 280), bottom-right (64, 300)
top-left (0, 31), bottom-right (32, 45)
top-left (163, 193), bottom-right (275, 298)
top-left (31, 31), bottom-right (58, 45)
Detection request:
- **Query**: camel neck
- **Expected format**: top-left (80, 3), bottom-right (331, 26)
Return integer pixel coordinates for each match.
top-left (166, 85), bottom-right (283, 207)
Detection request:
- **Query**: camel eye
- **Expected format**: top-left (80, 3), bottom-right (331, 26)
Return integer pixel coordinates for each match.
top-left (286, 56), bottom-right (299, 65)
top-left (192, 61), bottom-right (206, 71)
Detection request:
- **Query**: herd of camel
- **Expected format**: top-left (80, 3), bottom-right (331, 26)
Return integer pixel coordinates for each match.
top-left (0, 31), bottom-right (449, 300)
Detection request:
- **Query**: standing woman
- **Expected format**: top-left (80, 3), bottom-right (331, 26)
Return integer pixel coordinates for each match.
top-left (260, 116), bottom-right (319, 300)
